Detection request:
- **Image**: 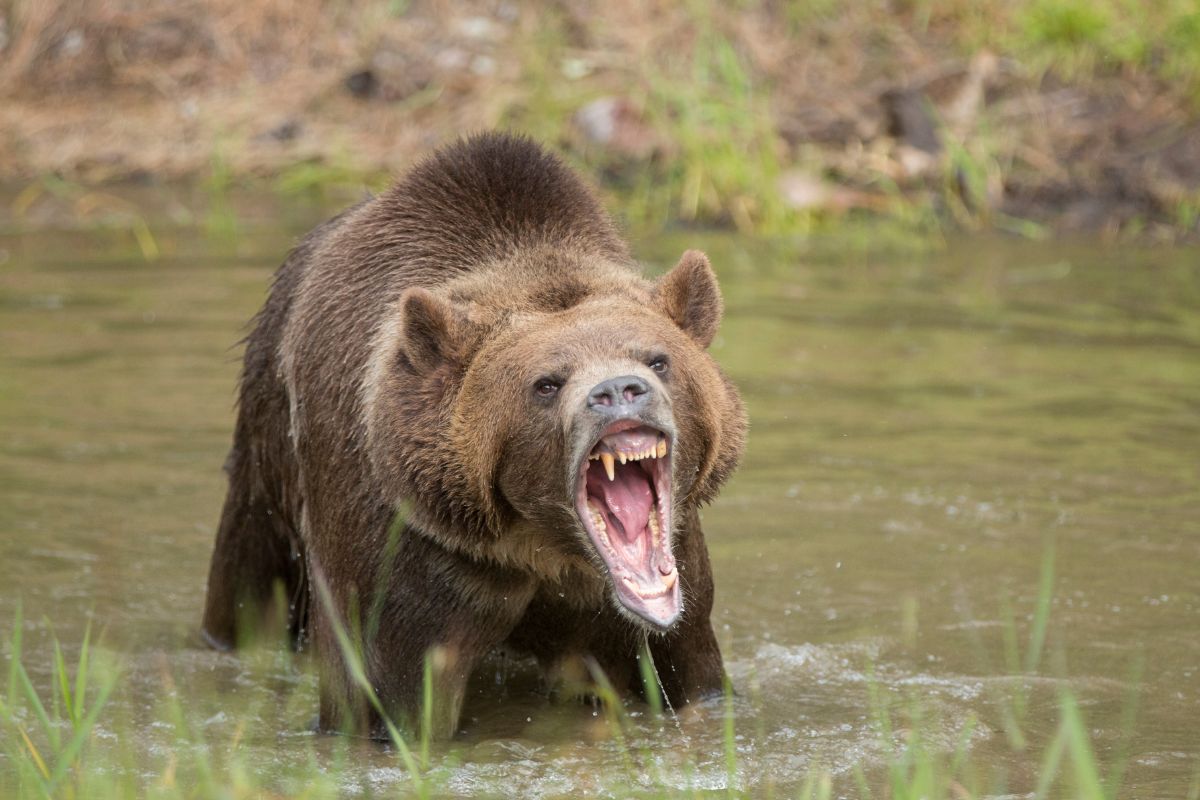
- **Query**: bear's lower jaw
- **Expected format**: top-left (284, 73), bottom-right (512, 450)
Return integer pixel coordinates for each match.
top-left (577, 423), bottom-right (680, 629)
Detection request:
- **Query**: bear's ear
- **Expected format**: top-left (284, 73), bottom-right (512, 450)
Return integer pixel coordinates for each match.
top-left (397, 287), bottom-right (464, 372)
top-left (654, 250), bottom-right (723, 348)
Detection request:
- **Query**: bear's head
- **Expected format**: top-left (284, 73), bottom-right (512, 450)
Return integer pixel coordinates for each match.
top-left (365, 250), bottom-right (746, 629)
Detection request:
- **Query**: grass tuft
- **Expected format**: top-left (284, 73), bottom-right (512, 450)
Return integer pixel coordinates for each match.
top-left (0, 547), bottom-right (1156, 798)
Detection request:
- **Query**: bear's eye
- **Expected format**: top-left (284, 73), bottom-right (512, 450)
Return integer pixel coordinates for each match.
top-left (533, 378), bottom-right (562, 398)
top-left (648, 356), bottom-right (669, 375)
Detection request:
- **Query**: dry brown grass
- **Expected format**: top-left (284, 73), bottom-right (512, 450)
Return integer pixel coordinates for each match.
top-left (1, 0), bottom-right (1198, 236)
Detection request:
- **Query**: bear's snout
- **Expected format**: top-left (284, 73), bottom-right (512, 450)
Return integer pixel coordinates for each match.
top-left (586, 375), bottom-right (651, 417)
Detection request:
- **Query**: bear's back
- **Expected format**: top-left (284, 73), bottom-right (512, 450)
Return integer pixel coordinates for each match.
top-left (271, 134), bottom-right (633, 491)
top-left (377, 132), bottom-right (630, 274)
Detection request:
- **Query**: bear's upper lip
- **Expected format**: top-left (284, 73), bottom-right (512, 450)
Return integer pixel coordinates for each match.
top-left (574, 420), bottom-right (679, 628)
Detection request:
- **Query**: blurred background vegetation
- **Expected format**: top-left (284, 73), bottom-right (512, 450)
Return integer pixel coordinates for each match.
top-left (2, 0), bottom-right (1200, 241)
top-left (3, 3), bottom-right (1200, 798)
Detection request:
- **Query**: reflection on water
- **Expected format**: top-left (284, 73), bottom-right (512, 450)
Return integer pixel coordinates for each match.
top-left (1, 209), bottom-right (1198, 796)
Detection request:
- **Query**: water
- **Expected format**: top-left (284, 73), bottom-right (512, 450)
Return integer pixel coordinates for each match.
top-left (1, 199), bottom-right (1198, 797)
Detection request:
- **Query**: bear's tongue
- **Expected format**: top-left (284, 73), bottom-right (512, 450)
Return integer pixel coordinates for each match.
top-left (586, 462), bottom-right (654, 547)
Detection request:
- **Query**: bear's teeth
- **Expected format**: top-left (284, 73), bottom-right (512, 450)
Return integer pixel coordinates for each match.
top-left (600, 452), bottom-right (616, 481)
top-left (586, 501), bottom-right (611, 547)
top-left (657, 438), bottom-right (668, 458)
top-left (647, 508), bottom-right (661, 543)
top-left (661, 570), bottom-right (678, 590)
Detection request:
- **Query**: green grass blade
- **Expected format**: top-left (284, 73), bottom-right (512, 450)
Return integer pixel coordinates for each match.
top-left (311, 568), bottom-right (426, 796)
top-left (52, 635), bottom-right (74, 728)
top-left (851, 764), bottom-right (872, 799)
top-left (8, 603), bottom-right (23, 709)
top-left (16, 723), bottom-right (52, 782)
top-left (15, 660), bottom-right (59, 750)
top-left (46, 666), bottom-right (120, 793)
top-left (366, 504), bottom-right (409, 646)
top-left (421, 650), bottom-right (433, 770)
top-left (1059, 690), bottom-right (1106, 799)
top-left (1033, 716), bottom-right (1067, 800)
top-left (637, 639), bottom-right (664, 717)
top-left (1024, 542), bottom-right (1056, 674)
top-left (583, 658), bottom-right (638, 783)
top-left (949, 712), bottom-right (979, 779)
top-left (722, 675), bottom-right (738, 800)
top-left (1104, 654), bottom-right (1143, 800)
top-left (866, 665), bottom-right (893, 743)
top-left (999, 592), bottom-right (1024, 709)
top-left (72, 621), bottom-right (92, 728)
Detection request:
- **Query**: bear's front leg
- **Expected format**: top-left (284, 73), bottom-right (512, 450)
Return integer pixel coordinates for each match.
top-left (310, 527), bottom-right (536, 739)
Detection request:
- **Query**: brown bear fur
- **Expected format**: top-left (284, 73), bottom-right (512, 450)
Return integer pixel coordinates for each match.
top-left (201, 132), bottom-right (747, 737)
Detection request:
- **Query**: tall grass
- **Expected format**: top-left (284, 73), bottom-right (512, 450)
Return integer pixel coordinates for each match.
top-left (506, 2), bottom-right (792, 234)
top-left (1, 605), bottom-right (121, 798)
top-left (5, 1), bottom-right (1200, 240)
top-left (0, 547), bottom-right (1153, 798)
top-left (910, 0), bottom-right (1200, 99)
top-left (634, 3), bottom-right (790, 234)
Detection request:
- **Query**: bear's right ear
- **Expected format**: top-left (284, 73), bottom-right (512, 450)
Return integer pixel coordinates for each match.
top-left (654, 249), bottom-right (724, 348)
top-left (397, 287), bottom-right (463, 372)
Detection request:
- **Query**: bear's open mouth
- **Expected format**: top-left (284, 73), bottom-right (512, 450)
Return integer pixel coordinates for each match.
top-left (575, 421), bottom-right (680, 628)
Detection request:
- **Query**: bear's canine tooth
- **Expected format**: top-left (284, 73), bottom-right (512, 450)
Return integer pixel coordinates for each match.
top-left (661, 570), bottom-right (678, 590)
top-left (600, 452), bottom-right (616, 481)
top-left (657, 439), bottom-right (668, 458)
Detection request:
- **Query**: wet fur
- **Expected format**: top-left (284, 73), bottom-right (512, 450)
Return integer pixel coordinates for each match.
top-left (201, 132), bottom-right (746, 737)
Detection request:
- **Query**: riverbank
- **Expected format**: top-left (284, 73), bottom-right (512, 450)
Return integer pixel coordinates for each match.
top-left (2, 0), bottom-right (1199, 240)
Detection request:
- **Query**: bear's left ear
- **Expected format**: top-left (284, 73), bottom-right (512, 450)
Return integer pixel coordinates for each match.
top-left (397, 287), bottom-right (466, 372)
top-left (654, 249), bottom-right (723, 348)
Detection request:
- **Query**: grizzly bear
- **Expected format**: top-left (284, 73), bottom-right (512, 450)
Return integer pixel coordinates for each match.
top-left (201, 132), bottom-right (747, 738)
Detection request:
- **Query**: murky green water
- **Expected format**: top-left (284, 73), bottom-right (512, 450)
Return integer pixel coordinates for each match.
top-left (1, 199), bottom-right (1198, 797)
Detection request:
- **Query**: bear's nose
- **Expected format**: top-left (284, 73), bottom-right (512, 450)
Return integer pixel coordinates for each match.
top-left (587, 375), bottom-right (651, 415)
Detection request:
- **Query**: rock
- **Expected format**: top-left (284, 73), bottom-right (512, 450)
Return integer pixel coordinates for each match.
top-left (777, 170), bottom-right (884, 213)
top-left (456, 16), bottom-right (504, 41)
top-left (777, 170), bottom-right (833, 211)
top-left (881, 88), bottom-right (941, 156)
top-left (344, 48), bottom-right (434, 102)
top-left (344, 69), bottom-right (379, 99)
top-left (572, 97), bottom-right (659, 160)
top-left (59, 29), bottom-right (85, 59)
top-left (259, 119), bottom-right (302, 143)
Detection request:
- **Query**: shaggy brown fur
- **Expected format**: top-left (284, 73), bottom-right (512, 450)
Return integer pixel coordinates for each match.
top-left (201, 132), bottom-right (747, 737)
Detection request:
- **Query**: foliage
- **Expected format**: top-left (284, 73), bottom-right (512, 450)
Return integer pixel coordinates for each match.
top-left (0, 547), bottom-right (1148, 799)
